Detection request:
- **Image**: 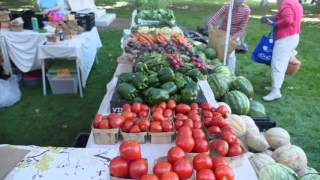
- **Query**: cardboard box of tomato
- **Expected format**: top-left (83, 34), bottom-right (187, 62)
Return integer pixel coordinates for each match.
top-left (92, 114), bottom-right (120, 145)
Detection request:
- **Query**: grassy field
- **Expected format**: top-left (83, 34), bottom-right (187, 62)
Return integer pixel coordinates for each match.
top-left (0, 0), bottom-right (319, 170)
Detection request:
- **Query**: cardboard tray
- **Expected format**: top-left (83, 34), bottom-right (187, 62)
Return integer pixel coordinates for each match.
top-left (121, 131), bottom-right (148, 144)
top-left (92, 126), bottom-right (119, 145)
top-left (148, 131), bottom-right (175, 144)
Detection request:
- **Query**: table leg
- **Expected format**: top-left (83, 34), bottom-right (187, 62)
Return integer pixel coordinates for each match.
top-left (42, 59), bottom-right (46, 96)
top-left (76, 60), bottom-right (83, 97)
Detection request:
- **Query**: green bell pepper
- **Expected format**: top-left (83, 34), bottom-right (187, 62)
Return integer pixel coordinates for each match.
top-left (161, 82), bottom-right (177, 95)
top-left (144, 87), bottom-right (170, 105)
top-left (158, 67), bottom-right (175, 83)
top-left (186, 69), bottom-right (205, 81)
top-left (181, 86), bottom-right (198, 103)
top-left (171, 94), bottom-right (181, 103)
top-left (118, 72), bottom-right (134, 83)
top-left (148, 74), bottom-right (160, 87)
top-left (117, 83), bottom-right (138, 100)
top-left (132, 72), bottom-right (148, 90)
top-left (135, 62), bottom-right (149, 74)
top-left (174, 76), bottom-right (187, 90)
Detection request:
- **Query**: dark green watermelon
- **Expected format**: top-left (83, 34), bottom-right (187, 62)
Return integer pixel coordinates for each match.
top-left (223, 90), bottom-right (250, 115)
top-left (231, 76), bottom-right (254, 99)
top-left (208, 74), bottom-right (230, 100)
top-left (249, 100), bottom-right (266, 116)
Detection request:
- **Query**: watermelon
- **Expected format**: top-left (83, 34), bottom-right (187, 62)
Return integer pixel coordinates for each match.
top-left (205, 48), bottom-right (217, 59)
top-left (223, 90), bottom-right (250, 115)
top-left (231, 76), bottom-right (254, 99)
top-left (208, 74), bottom-right (229, 100)
top-left (213, 65), bottom-right (231, 78)
top-left (249, 100), bottom-right (266, 116)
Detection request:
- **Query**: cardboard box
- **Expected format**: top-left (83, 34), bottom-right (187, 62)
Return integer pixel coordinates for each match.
top-left (92, 126), bottom-right (119, 145)
top-left (149, 131), bottom-right (175, 144)
top-left (121, 131), bottom-right (147, 144)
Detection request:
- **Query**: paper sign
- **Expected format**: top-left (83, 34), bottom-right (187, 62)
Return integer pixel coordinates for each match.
top-left (198, 80), bottom-right (219, 108)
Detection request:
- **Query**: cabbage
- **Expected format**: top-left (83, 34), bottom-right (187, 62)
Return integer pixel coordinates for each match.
top-left (300, 173), bottom-right (320, 180)
top-left (259, 163), bottom-right (298, 180)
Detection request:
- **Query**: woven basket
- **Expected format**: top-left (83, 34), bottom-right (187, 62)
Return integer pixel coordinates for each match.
top-left (286, 56), bottom-right (301, 75)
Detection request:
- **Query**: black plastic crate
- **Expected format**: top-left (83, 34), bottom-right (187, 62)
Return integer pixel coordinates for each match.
top-left (72, 12), bottom-right (95, 31)
top-left (10, 10), bottom-right (34, 30)
top-left (252, 116), bottom-right (276, 132)
top-left (72, 133), bottom-right (90, 148)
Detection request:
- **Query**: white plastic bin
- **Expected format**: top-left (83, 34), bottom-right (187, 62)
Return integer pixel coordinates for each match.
top-left (47, 74), bottom-right (78, 94)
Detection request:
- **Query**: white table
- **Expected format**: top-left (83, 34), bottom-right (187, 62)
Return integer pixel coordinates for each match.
top-left (38, 27), bottom-right (102, 97)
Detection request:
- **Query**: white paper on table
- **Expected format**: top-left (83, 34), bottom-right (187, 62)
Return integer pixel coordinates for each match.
top-left (198, 80), bottom-right (219, 108)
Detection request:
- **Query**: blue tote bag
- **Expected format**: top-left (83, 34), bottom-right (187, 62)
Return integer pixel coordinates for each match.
top-left (251, 26), bottom-right (275, 65)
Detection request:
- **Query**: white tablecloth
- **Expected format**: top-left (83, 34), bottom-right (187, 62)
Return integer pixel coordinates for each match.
top-left (0, 30), bottom-right (48, 74)
top-left (2, 145), bottom-right (116, 180)
top-left (38, 27), bottom-right (102, 87)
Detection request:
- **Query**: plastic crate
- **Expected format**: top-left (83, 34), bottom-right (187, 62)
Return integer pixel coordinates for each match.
top-left (72, 133), bottom-right (89, 147)
top-left (47, 74), bottom-right (78, 94)
top-left (252, 116), bottom-right (276, 132)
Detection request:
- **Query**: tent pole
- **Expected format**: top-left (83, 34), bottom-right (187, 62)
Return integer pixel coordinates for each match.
top-left (223, 0), bottom-right (234, 65)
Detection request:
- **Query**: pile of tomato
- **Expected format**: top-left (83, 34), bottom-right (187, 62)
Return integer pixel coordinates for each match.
top-left (149, 100), bottom-right (176, 133)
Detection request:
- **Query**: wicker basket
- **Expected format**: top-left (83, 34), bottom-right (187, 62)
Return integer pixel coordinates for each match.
top-left (10, 23), bottom-right (23, 32)
top-left (47, 35), bottom-right (59, 43)
top-left (286, 56), bottom-right (301, 75)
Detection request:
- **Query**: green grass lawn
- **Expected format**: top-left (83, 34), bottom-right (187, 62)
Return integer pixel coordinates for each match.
top-left (0, 0), bottom-right (319, 170)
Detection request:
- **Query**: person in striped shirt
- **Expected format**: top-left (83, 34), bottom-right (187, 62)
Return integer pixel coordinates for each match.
top-left (208, 0), bottom-right (251, 74)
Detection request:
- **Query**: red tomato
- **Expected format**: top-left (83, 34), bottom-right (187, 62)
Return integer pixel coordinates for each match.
top-left (98, 119), bottom-right (109, 129)
top-left (209, 139), bottom-right (229, 156)
top-left (154, 107), bottom-right (164, 114)
top-left (153, 161), bottom-right (172, 177)
top-left (203, 118), bottom-right (213, 127)
top-left (161, 120), bottom-right (173, 132)
top-left (110, 156), bottom-right (129, 178)
top-left (129, 159), bottom-right (148, 179)
top-left (220, 131), bottom-right (236, 144)
top-left (208, 126), bottom-right (221, 136)
top-left (158, 102), bottom-right (167, 110)
top-left (183, 119), bottom-right (194, 129)
top-left (138, 119), bottom-right (150, 132)
top-left (131, 103), bottom-right (141, 114)
top-left (210, 117), bottom-right (228, 128)
top-left (141, 104), bottom-right (149, 111)
top-left (163, 109), bottom-right (173, 117)
top-left (193, 153), bottom-right (213, 172)
top-left (191, 103), bottom-right (199, 110)
top-left (212, 156), bottom-right (229, 170)
top-left (152, 105), bottom-right (158, 113)
top-left (214, 165), bottom-right (234, 180)
top-left (231, 138), bottom-right (241, 146)
top-left (177, 126), bottom-right (192, 137)
top-left (227, 144), bottom-right (243, 157)
top-left (188, 110), bottom-right (199, 116)
top-left (194, 121), bottom-right (203, 129)
top-left (175, 104), bottom-right (191, 114)
top-left (129, 125), bottom-right (141, 133)
top-left (215, 105), bottom-right (228, 117)
top-left (109, 116), bottom-right (124, 128)
top-left (175, 120), bottom-right (184, 130)
top-left (193, 138), bottom-right (209, 153)
top-left (173, 158), bottom-right (193, 179)
top-left (196, 169), bottom-right (216, 180)
top-left (121, 120), bottom-right (134, 132)
top-left (152, 112), bottom-right (165, 121)
top-left (141, 174), bottom-right (159, 180)
top-left (167, 146), bottom-right (185, 164)
top-left (192, 129), bottom-right (206, 139)
top-left (150, 121), bottom-right (163, 132)
top-left (161, 172), bottom-right (179, 180)
top-left (220, 125), bottom-right (234, 134)
top-left (122, 104), bottom-right (131, 112)
top-left (175, 114), bottom-right (188, 121)
top-left (167, 100), bottom-right (176, 109)
top-left (121, 112), bottom-right (135, 121)
top-left (176, 135), bottom-right (195, 153)
top-left (120, 140), bottom-right (141, 161)
top-left (93, 114), bottom-right (103, 128)
top-left (188, 113), bottom-right (201, 122)
top-left (108, 113), bottom-right (119, 120)
top-left (201, 103), bottom-right (212, 111)
top-left (202, 110), bottom-right (213, 118)
top-left (139, 111), bottom-right (148, 118)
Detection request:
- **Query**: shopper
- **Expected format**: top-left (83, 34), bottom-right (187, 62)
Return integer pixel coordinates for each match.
top-left (208, 0), bottom-right (251, 74)
top-left (34, 0), bottom-right (66, 15)
top-left (263, 0), bottom-right (303, 101)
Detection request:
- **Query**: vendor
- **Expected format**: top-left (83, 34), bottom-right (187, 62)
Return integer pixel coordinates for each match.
top-left (262, 0), bottom-right (303, 101)
top-left (208, 0), bottom-right (251, 74)
top-left (34, 0), bottom-right (66, 15)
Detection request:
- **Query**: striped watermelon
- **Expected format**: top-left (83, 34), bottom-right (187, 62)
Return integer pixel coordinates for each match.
top-left (208, 74), bottom-right (229, 100)
top-left (223, 90), bottom-right (250, 115)
top-left (231, 76), bottom-right (254, 99)
top-left (213, 65), bottom-right (231, 78)
top-left (249, 100), bottom-right (266, 116)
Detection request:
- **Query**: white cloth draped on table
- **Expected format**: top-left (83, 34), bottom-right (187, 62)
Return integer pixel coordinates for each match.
top-left (0, 31), bottom-right (47, 73)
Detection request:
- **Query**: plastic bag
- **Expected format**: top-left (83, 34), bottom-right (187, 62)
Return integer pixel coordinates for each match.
top-left (251, 26), bottom-right (275, 65)
top-left (0, 75), bottom-right (21, 108)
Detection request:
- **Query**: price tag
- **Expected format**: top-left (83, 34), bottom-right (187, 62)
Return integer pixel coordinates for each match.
top-left (198, 80), bottom-right (219, 108)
